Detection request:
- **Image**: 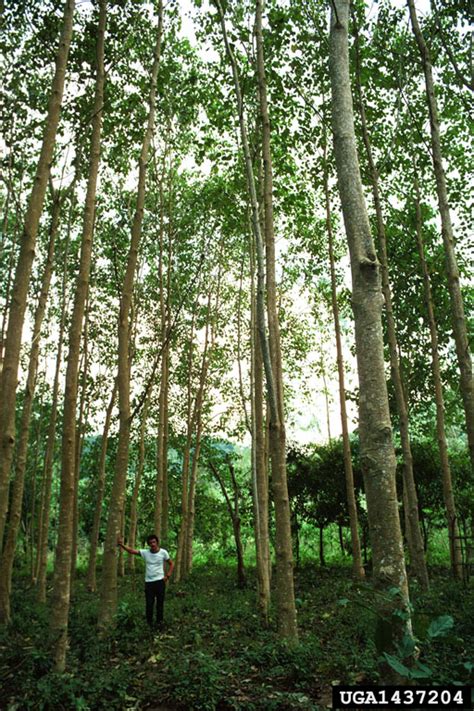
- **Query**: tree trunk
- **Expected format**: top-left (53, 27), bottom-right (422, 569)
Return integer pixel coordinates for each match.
top-left (70, 306), bottom-right (90, 584)
top-left (174, 316), bottom-right (196, 583)
top-left (184, 289), bottom-right (216, 577)
top-left (408, 0), bottom-right (474, 475)
top-left (250, 247), bottom-right (271, 621)
top-left (154, 180), bottom-right (169, 539)
top-left (128, 390), bottom-right (149, 573)
top-left (353, 25), bottom-right (429, 591)
top-left (319, 525), bottom-right (325, 567)
top-left (49, 1), bottom-right (106, 671)
top-left (323, 133), bottom-right (364, 581)
top-left (98, 2), bottom-right (163, 629)
top-left (255, 0), bottom-right (298, 641)
top-left (215, 0), bottom-right (298, 638)
top-left (0, 190), bottom-right (61, 624)
top-left (0, 0), bottom-right (75, 549)
top-left (86, 378), bottom-right (118, 591)
top-left (35, 194), bottom-right (74, 603)
top-left (209, 461), bottom-right (246, 589)
top-left (329, 0), bottom-right (411, 666)
top-left (413, 172), bottom-right (463, 579)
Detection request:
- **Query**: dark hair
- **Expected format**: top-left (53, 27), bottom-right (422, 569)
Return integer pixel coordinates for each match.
top-left (147, 534), bottom-right (159, 544)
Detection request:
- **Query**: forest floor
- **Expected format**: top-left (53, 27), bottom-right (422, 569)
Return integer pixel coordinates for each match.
top-left (1, 562), bottom-right (473, 710)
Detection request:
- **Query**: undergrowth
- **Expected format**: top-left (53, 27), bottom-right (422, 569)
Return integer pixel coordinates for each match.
top-left (0, 564), bottom-right (472, 710)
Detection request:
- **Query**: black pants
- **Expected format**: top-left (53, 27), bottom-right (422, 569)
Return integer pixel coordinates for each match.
top-left (144, 579), bottom-right (165, 627)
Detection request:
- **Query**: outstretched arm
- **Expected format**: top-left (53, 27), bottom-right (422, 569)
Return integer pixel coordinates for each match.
top-left (117, 538), bottom-right (140, 556)
top-left (164, 558), bottom-right (174, 582)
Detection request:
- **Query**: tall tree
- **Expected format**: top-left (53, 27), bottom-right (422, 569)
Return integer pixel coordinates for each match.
top-left (255, 0), bottom-right (298, 640)
top-left (0, 0), bottom-right (75, 548)
top-left (407, 0), bottom-right (474, 474)
top-left (0, 188), bottom-right (62, 624)
top-left (213, 0), bottom-right (298, 639)
top-left (329, 0), bottom-right (411, 663)
top-left (49, 0), bottom-right (107, 671)
top-left (352, 19), bottom-right (429, 590)
top-left (35, 194), bottom-right (74, 603)
top-left (413, 171), bottom-right (463, 579)
top-left (98, 0), bottom-right (163, 629)
top-left (322, 131), bottom-right (364, 581)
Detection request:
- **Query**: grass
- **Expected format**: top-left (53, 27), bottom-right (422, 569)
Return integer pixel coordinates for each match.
top-left (0, 562), bottom-right (473, 710)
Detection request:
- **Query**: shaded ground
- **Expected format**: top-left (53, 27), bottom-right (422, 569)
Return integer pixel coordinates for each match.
top-left (1, 563), bottom-right (473, 709)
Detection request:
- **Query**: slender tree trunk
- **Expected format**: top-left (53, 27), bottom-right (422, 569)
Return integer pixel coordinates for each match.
top-left (250, 246), bottom-right (271, 621)
top-left (353, 26), bottom-right (429, 590)
top-left (25, 401), bottom-right (43, 575)
top-left (0, 227), bottom-right (18, 373)
top-left (216, 0), bottom-right (298, 637)
top-left (70, 307), bottom-right (90, 583)
top-left (174, 316), bottom-right (196, 583)
top-left (329, 0), bottom-right (411, 665)
top-left (49, 2), bottom-right (106, 671)
top-left (319, 525), bottom-right (325, 567)
top-left (183, 284), bottom-right (216, 577)
top-left (154, 180), bottom-right (168, 538)
top-left (408, 0), bottom-right (474, 474)
top-left (98, 3), bottom-right (163, 629)
top-left (35, 195), bottom-right (73, 603)
top-left (209, 460), bottom-right (246, 588)
top-left (128, 390), bottom-right (149, 573)
top-left (86, 378), bottom-right (118, 591)
top-left (0, 0), bottom-right (75, 548)
top-left (413, 173), bottom-right (463, 579)
top-left (323, 141), bottom-right (364, 580)
top-left (161, 177), bottom-right (174, 543)
top-left (0, 191), bottom-right (61, 623)
top-left (255, 0), bottom-right (298, 640)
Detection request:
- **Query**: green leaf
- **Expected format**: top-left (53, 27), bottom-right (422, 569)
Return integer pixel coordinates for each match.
top-left (382, 653), bottom-right (411, 678)
top-left (427, 615), bottom-right (454, 639)
top-left (410, 662), bottom-right (433, 679)
top-left (397, 632), bottom-right (416, 659)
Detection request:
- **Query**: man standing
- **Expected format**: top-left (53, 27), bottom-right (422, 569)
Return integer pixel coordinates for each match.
top-left (117, 534), bottom-right (174, 630)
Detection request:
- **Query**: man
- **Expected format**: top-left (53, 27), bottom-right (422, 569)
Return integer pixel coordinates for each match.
top-left (117, 534), bottom-right (174, 630)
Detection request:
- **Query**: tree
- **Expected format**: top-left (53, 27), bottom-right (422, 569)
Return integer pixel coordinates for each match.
top-left (0, 0), bottom-right (75, 548)
top-left (98, 0), bottom-right (163, 630)
top-left (407, 0), bottom-right (474, 475)
top-left (329, 0), bottom-right (411, 667)
top-left (49, 0), bottom-right (106, 671)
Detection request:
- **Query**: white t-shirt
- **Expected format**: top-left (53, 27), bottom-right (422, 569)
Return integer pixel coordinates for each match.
top-left (139, 548), bottom-right (170, 582)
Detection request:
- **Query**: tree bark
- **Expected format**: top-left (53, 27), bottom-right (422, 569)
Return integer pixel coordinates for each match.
top-left (0, 191), bottom-right (61, 623)
top-left (49, 1), bottom-right (106, 671)
top-left (183, 289), bottom-right (213, 577)
top-left (154, 178), bottom-right (169, 539)
top-left (128, 389), bottom-right (149, 573)
top-left (255, 0), bottom-right (298, 641)
top-left (250, 245), bottom-right (271, 621)
top-left (0, 0), bottom-right (75, 548)
top-left (329, 0), bottom-right (411, 666)
top-left (98, 1), bottom-right (163, 629)
top-left (323, 134), bottom-right (364, 580)
top-left (35, 193), bottom-right (74, 603)
top-left (70, 304), bottom-right (90, 583)
top-left (408, 0), bottom-right (474, 475)
top-left (209, 460), bottom-right (246, 588)
top-left (353, 24), bottom-right (429, 591)
top-left (174, 315), bottom-right (196, 583)
top-left (86, 377), bottom-right (118, 591)
top-left (413, 172), bottom-right (463, 579)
